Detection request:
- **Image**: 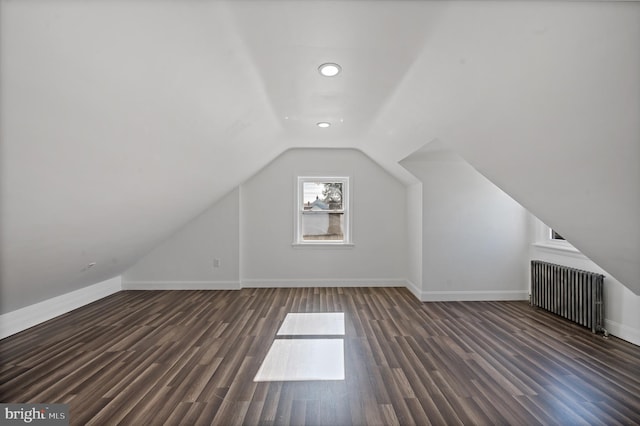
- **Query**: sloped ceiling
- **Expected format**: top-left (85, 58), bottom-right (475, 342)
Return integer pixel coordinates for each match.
top-left (1, 0), bottom-right (639, 312)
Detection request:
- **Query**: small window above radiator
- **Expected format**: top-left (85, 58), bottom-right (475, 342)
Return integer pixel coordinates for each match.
top-left (537, 224), bottom-right (581, 255)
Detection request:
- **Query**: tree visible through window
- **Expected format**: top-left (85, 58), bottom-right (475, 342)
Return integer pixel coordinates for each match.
top-left (296, 177), bottom-right (350, 244)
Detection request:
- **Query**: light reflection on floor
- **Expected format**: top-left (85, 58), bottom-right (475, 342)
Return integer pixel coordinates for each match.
top-left (277, 312), bottom-right (345, 336)
top-left (253, 312), bottom-right (346, 382)
top-left (253, 339), bottom-right (344, 381)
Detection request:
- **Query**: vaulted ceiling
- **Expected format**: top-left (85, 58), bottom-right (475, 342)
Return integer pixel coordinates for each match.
top-left (2, 0), bottom-right (639, 312)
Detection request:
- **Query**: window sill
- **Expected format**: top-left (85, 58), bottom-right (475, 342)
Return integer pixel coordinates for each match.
top-left (292, 242), bottom-right (355, 249)
top-left (532, 241), bottom-right (586, 259)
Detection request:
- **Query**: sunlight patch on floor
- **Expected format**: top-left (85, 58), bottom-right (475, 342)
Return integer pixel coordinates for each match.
top-left (277, 312), bottom-right (345, 336)
top-left (253, 339), bottom-right (344, 381)
top-left (254, 312), bottom-right (345, 382)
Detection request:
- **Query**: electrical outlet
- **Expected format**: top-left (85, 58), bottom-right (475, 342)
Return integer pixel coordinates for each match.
top-left (213, 258), bottom-right (221, 268)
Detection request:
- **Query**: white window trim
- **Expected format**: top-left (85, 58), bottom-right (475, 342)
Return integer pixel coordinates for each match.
top-left (293, 176), bottom-right (352, 246)
top-left (532, 221), bottom-right (581, 255)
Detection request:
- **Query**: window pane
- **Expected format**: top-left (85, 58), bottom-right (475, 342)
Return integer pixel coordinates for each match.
top-left (302, 212), bottom-right (344, 241)
top-left (302, 182), bottom-right (343, 211)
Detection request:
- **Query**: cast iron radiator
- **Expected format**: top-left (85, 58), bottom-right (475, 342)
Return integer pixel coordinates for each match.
top-left (530, 260), bottom-right (605, 333)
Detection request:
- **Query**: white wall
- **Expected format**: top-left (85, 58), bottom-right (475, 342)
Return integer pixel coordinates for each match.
top-left (122, 148), bottom-right (408, 289)
top-left (433, 2), bottom-right (640, 295)
top-left (401, 145), bottom-right (534, 301)
top-left (362, 1), bottom-right (640, 296)
top-left (241, 148), bottom-right (408, 286)
top-left (0, 276), bottom-right (122, 339)
top-left (0, 0), bottom-right (283, 314)
top-left (406, 182), bottom-right (423, 298)
top-left (122, 188), bottom-right (241, 289)
top-left (531, 220), bottom-right (640, 347)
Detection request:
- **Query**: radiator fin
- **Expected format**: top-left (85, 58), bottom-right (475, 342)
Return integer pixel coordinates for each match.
top-left (530, 260), bottom-right (604, 333)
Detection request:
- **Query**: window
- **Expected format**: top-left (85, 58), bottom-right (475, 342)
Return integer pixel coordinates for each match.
top-left (548, 227), bottom-right (578, 250)
top-left (534, 224), bottom-right (580, 254)
top-left (295, 177), bottom-right (350, 245)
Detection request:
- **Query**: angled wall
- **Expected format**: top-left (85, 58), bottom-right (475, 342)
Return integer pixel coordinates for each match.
top-left (530, 220), bottom-right (640, 346)
top-left (0, 0), bottom-right (282, 313)
top-left (437, 2), bottom-right (640, 295)
top-left (401, 145), bottom-right (534, 301)
top-left (123, 188), bottom-right (241, 289)
top-left (123, 148), bottom-right (409, 289)
top-left (367, 1), bottom-right (640, 295)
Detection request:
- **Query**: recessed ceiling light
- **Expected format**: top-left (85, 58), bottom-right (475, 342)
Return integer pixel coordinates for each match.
top-left (317, 122), bottom-right (331, 128)
top-left (318, 63), bottom-right (341, 77)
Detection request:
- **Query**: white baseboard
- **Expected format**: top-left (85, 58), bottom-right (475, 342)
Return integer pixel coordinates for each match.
top-left (0, 276), bottom-right (122, 340)
top-left (241, 278), bottom-right (407, 288)
top-left (420, 289), bottom-right (529, 302)
top-left (405, 280), bottom-right (422, 301)
top-left (4, 278), bottom-right (638, 348)
top-left (605, 319), bottom-right (640, 347)
top-left (122, 280), bottom-right (241, 290)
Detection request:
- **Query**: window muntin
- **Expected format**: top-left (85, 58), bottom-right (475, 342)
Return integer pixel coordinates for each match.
top-left (296, 177), bottom-right (350, 244)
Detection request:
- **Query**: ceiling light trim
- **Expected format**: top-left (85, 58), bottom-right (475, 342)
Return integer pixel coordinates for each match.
top-left (318, 63), bottom-right (341, 77)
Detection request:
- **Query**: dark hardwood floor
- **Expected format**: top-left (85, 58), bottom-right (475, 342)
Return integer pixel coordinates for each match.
top-left (1, 287), bottom-right (639, 425)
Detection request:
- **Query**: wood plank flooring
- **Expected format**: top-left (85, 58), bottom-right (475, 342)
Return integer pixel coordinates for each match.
top-left (1, 287), bottom-right (640, 425)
